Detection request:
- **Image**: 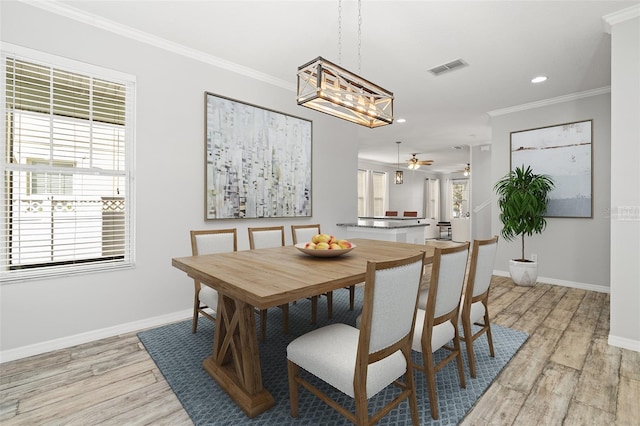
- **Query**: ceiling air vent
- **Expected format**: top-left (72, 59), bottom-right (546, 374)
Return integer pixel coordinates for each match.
top-left (428, 59), bottom-right (468, 76)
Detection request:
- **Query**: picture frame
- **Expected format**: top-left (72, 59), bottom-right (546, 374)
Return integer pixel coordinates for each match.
top-left (204, 93), bottom-right (312, 219)
top-left (510, 119), bottom-right (593, 218)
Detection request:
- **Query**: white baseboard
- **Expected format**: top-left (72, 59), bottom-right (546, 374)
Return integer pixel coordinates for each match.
top-left (493, 270), bottom-right (610, 293)
top-left (0, 271), bottom-right (617, 364)
top-left (0, 309), bottom-right (192, 364)
top-left (608, 335), bottom-right (640, 352)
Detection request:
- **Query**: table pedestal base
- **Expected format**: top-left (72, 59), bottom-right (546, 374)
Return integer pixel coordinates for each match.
top-left (202, 357), bottom-right (275, 418)
top-left (203, 294), bottom-right (275, 418)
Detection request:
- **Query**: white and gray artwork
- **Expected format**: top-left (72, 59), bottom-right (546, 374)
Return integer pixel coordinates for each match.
top-left (205, 94), bottom-right (312, 219)
top-left (511, 120), bottom-right (592, 218)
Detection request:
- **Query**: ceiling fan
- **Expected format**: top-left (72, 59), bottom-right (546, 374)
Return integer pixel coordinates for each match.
top-left (406, 153), bottom-right (433, 170)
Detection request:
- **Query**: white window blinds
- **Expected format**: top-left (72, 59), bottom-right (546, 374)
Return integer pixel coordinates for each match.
top-left (357, 169), bottom-right (387, 217)
top-left (1, 46), bottom-right (135, 282)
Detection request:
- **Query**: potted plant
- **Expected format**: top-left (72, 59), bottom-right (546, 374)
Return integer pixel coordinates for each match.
top-left (494, 165), bottom-right (554, 286)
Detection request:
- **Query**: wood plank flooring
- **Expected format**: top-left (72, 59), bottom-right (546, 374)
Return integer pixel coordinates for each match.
top-left (1, 276), bottom-right (639, 425)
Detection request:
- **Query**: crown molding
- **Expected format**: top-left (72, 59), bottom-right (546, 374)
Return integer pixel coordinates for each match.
top-left (603, 4), bottom-right (640, 34)
top-left (19, 0), bottom-right (296, 92)
top-left (487, 86), bottom-right (611, 117)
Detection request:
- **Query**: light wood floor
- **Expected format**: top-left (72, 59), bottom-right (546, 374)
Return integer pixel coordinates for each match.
top-left (1, 277), bottom-right (639, 425)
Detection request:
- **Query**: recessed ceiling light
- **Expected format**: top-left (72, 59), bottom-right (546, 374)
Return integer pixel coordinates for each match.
top-left (396, 118), bottom-right (406, 123)
top-left (531, 75), bottom-right (548, 83)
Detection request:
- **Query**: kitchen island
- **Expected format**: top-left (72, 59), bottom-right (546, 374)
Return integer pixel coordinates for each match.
top-left (337, 219), bottom-right (429, 244)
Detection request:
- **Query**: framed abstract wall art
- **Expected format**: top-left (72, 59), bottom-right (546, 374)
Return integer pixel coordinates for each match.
top-left (511, 119), bottom-right (593, 218)
top-left (205, 93), bottom-right (312, 219)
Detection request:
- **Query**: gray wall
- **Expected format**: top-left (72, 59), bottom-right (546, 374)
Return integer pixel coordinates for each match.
top-left (490, 93), bottom-right (611, 290)
top-left (0, 2), bottom-right (358, 354)
top-left (608, 13), bottom-right (640, 349)
top-left (471, 145), bottom-right (493, 240)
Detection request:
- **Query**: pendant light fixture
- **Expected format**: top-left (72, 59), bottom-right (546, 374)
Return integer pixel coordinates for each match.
top-left (296, 0), bottom-right (394, 128)
top-left (395, 141), bottom-right (403, 184)
top-left (464, 163), bottom-right (471, 176)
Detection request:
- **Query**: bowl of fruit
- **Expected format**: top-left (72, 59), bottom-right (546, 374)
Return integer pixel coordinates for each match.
top-left (295, 234), bottom-right (355, 258)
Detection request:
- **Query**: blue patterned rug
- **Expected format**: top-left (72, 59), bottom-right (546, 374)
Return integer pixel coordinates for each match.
top-left (138, 288), bottom-right (528, 425)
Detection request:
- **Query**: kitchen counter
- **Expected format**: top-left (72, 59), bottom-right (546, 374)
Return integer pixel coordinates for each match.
top-left (336, 220), bottom-right (429, 244)
top-left (338, 219), bottom-right (429, 229)
top-left (358, 216), bottom-right (426, 221)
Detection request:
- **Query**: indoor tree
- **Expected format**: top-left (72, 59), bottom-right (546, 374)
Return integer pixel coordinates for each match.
top-left (494, 165), bottom-right (555, 261)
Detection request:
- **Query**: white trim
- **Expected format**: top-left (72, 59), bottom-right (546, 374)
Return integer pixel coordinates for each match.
top-left (19, 0), bottom-right (295, 92)
top-left (0, 309), bottom-right (191, 363)
top-left (608, 334), bottom-right (640, 352)
top-left (493, 269), bottom-right (610, 293)
top-left (487, 87), bottom-right (611, 117)
top-left (603, 4), bottom-right (640, 34)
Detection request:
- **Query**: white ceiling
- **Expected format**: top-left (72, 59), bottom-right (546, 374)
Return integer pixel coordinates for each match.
top-left (52, 0), bottom-right (637, 172)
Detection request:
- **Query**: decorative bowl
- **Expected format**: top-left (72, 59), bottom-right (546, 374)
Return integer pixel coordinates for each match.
top-left (294, 243), bottom-right (356, 258)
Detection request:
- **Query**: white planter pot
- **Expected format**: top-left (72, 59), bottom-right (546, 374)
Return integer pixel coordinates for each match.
top-left (509, 259), bottom-right (538, 286)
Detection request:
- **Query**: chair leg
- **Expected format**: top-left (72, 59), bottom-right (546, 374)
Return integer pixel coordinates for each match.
top-left (423, 351), bottom-right (439, 420)
top-left (348, 285), bottom-right (355, 311)
top-left (453, 327), bottom-right (466, 389)
top-left (192, 296), bottom-right (200, 334)
top-left (260, 309), bottom-right (267, 341)
top-left (484, 308), bottom-right (495, 358)
top-left (287, 360), bottom-right (300, 417)
top-left (281, 304), bottom-right (289, 334)
top-left (462, 317), bottom-right (477, 378)
top-left (326, 291), bottom-right (333, 318)
top-left (310, 296), bottom-right (318, 324)
top-left (354, 388), bottom-right (369, 425)
top-left (404, 349), bottom-right (419, 426)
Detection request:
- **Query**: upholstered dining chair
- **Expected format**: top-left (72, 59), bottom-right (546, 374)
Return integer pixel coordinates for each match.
top-left (460, 236), bottom-right (499, 378)
top-left (291, 224), bottom-right (334, 322)
top-left (413, 243), bottom-right (470, 420)
top-left (385, 210), bottom-right (398, 216)
top-left (403, 211), bottom-right (418, 217)
top-left (189, 228), bottom-right (237, 333)
top-left (287, 252), bottom-right (426, 425)
top-left (248, 226), bottom-right (290, 341)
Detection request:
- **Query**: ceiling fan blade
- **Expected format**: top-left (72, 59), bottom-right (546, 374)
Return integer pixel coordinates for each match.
top-left (418, 160), bottom-right (433, 165)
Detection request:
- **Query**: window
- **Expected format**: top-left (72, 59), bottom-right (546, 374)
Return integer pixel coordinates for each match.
top-left (357, 169), bottom-right (387, 217)
top-left (451, 179), bottom-right (469, 218)
top-left (1, 45), bottom-right (135, 282)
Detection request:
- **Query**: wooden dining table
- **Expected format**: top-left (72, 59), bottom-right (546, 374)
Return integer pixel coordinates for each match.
top-left (171, 238), bottom-right (435, 418)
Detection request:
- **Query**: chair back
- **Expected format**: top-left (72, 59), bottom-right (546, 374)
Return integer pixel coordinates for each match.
top-left (468, 236), bottom-right (498, 299)
top-left (248, 226), bottom-right (285, 249)
top-left (429, 243), bottom-right (470, 319)
top-left (385, 211), bottom-right (398, 216)
top-left (190, 228), bottom-right (237, 255)
top-left (291, 224), bottom-right (321, 245)
top-left (403, 211), bottom-right (418, 217)
top-left (359, 252), bottom-right (426, 355)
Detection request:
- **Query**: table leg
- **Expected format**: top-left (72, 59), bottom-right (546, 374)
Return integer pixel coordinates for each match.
top-left (202, 294), bottom-right (275, 418)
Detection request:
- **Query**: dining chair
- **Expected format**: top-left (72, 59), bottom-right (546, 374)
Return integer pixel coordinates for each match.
top-left (403, 211), bottom-right (418, 217)
top-left (385, 210), bottom-right (398, 216)
top-left (412, 242), bottom-right (470, 420)
top-left (248, 226), bottom-right (290, 341)
top-left (291, 224), bottom-right (335, 322)
top-left (460, 236), bottom-right (498, 378)
top-left (287, 252), bottom-right (426, 425)
top-left (189, 228), bottom-right (237, 333)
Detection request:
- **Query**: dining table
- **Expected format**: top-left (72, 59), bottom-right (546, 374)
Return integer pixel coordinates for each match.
top-left (171, 238), bottom-right (435, 418)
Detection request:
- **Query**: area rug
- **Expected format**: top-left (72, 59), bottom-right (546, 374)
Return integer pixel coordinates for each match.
top-left (138, 288), bottom-right (528, 425)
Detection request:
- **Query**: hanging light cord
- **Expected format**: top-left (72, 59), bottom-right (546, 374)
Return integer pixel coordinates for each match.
top-left (358, 0), bottom-right (362, 74)
top-left (337, 0), bottom-right (362, 72)
top-left (338, 0), bottom-right (342, 65)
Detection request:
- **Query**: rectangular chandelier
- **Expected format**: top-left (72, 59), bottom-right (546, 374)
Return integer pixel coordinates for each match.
top-left (297, 56), bottom-right (394, 128)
